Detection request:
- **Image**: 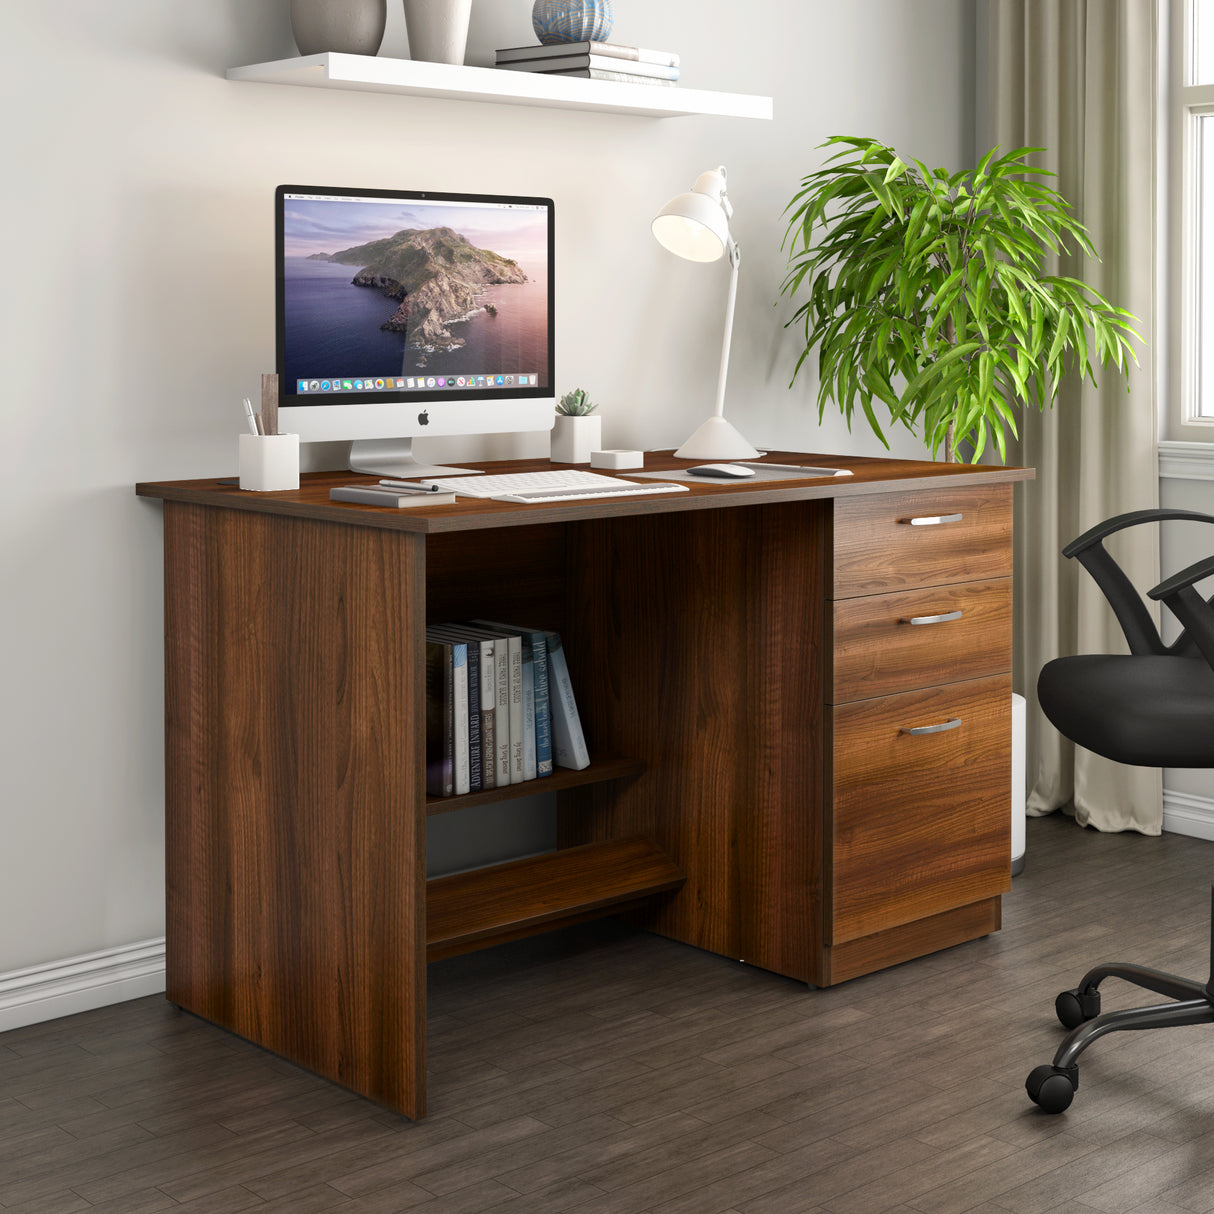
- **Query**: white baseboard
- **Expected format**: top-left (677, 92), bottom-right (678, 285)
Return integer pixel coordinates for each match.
top-left (1163, 789), bottom-right (1214, 841)
top-left (0, 938), bottom-right (165, 1034)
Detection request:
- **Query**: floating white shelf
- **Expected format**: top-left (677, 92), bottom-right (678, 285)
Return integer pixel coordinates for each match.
top-left (227, 53), bottom-right (773, 121)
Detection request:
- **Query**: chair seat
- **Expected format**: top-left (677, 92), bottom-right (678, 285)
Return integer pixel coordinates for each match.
top-left (1038, 654), bottom-right (1214, 767)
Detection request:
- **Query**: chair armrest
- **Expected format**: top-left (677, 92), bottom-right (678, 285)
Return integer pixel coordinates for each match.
top-left (1063, 508), bottom-right (1214, 656)
top-left (1149, 555), bottom-right (1214, 674)
top-left (1063, 508), bottom-right (1214, 558)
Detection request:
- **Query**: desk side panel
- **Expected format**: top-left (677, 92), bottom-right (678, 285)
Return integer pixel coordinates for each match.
top-left (560, 503), bottom-right (826, 982)
top-left (163, 502), bottom-right (427, 1118)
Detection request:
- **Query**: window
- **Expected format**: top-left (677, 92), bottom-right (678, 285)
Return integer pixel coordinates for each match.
top-left (1177, 0), bottom-right (1214, 427)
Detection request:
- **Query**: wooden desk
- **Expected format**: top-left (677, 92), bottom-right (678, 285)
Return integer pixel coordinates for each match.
top-left (137, 451), bottom-right (1033, 1119)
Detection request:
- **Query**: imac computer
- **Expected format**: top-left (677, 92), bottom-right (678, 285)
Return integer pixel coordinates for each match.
top-left (276, 184), bottom-right (555, 477)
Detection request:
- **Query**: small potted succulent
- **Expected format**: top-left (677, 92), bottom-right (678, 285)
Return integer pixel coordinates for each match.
top-left (550, 388), bottom-right (601, 464)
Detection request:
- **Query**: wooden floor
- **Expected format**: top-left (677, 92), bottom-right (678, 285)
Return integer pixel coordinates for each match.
top-left (5, 814), bottom-right (1214, 1213)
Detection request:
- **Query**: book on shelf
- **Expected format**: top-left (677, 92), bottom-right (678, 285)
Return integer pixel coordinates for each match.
top-left (425, 631), bottom-right (470, 796)
top-left (470, 622), bottom-right (553, 779)
top-left (423, 620), bottom-right (587, 794)
top-left (519, 639), bottom-right (537, 781)
top-left (544, 631), bottom-right (590, 770)
top-left (497, 55), bottom-right (679, 80)
top-left (495, 41), bottom-right (680, 67)
top-left (544, 68), bottom-right (676, 86)
top-left (424, 640), bottom-right (454, 797)
top-left (428, 625), bottom-right (500, 792)
top-left (456, 629), bottom-right (526, 783)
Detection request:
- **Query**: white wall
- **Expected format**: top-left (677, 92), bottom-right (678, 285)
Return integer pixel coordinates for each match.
top-left (0, 0), bottom-right (973, 978)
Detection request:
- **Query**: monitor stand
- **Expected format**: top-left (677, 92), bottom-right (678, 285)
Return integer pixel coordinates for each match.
top-left (349, 438), bottom-right (483, 479)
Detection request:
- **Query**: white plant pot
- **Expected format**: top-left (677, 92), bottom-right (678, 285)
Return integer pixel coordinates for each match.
top-left (403, 0), bottom-right (471, 64)
top-left (550, 414), bottom-right (601, 465)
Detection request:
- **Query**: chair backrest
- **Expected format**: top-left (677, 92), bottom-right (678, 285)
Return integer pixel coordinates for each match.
top-left (1063, 509), bottom-right (1214, 659)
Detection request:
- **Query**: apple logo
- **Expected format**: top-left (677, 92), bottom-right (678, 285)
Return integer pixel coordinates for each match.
top-left (418, 410), bottom-right (429, 426)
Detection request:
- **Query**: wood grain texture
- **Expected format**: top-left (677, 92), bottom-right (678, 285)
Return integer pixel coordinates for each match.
top-left (830, 484), bottom-right (1013, 598)
top-left (425, 837), bottom-right (684, 960)
top-left (163, 502), bottom-right (427, 1118)
top-left (424, 522), bottom-right (567, 626)
top-left (426, 754), bottom-right (644, 816)
top-left (145, 451), bottom-right (1029, 1116)
top-left (136, 452), bottom-right (1032, 537)
top-left (830, 577), bottom-right (1012, 703)
top-left (828, 674), bottom-right (1012, 945)
top-left (823, 897), bottom-right (1001, 985)
top-left (558, 502), bottom-right (827, 983)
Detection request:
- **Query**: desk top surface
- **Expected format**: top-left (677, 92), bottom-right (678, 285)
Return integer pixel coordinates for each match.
top-left (136, 450), bottom-right (1034, 534)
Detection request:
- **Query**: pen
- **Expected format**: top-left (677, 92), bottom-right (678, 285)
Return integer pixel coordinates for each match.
top-left (242, 397), bottom-right (259, 436)
top-left (378, 478), bottom-right (441, 492)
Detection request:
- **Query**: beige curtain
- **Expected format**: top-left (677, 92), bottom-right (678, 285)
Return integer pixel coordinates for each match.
top-left (983, 0), bottom-right (1162, 832)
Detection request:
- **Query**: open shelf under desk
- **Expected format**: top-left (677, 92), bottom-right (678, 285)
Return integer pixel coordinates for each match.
top-left (425, 754), bottom-right (644, 815)
top-left (426, 837), bottom-right (684, 961)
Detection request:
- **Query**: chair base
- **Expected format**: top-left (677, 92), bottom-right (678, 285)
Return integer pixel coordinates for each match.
top-left (1026, 895), bottom-right (1214, 1113)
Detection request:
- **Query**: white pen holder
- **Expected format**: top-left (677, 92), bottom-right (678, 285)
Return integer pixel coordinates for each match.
top-left (239, 433), bottom-right (299, 492)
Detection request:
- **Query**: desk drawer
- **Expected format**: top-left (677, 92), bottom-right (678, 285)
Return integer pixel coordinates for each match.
top-left (832, 484), bottom-right (1012, 598)
top-left (829, 674), bottom-right (1011, 945)
top-left (831, 577), bottom-right (1011, 703)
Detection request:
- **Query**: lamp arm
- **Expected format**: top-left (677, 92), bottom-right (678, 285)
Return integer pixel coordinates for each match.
top-left (713, 240), bottom-right (740, 421)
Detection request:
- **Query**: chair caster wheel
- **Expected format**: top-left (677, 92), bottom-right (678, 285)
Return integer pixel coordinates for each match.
top-left (1055, 987), bottom-right (1100, 1029)
top-left (1026, 1064), bottom-right (1077, 1113)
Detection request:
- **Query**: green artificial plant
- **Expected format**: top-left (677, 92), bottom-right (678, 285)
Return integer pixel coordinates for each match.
top-left (556, 388), bottom-right (598, 416)
top-left (781, 137), bottom-right (1141, 462)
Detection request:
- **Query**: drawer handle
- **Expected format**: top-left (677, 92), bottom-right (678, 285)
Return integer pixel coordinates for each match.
top-left (900, 513), bottom-right (964, 526)
top-left (901, 610), bottom-right (964, 626)
top-left (902, 718), bottom-right (962, 736)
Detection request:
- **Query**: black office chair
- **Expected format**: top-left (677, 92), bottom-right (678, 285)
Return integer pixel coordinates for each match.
top-left (1025, 508), bottom-right (1214, 1114)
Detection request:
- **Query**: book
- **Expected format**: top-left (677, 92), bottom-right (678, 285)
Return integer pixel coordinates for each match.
top-left (464, 637), bottom-right (482, 792)
top-left (330, 485), bottom-right (457, 507)
top-left (518, 637), bottom-right (537, 781)
top-left (497, 55), bottom-right (679, 80)
top-left (425, 631), bottom-right (469, 795)
top-left (428, 625), bottom-right (497, 791)
top-left (424, 640), bottom-right (454, 797)
top-left (449, 623), bottom-right (515, 784)
top-left (470, 622), bottom-right (553, 779)
top-left (495, 40), bottom-right (680, 67)
top-left (545, 631), bottom-right (590, 770)
top-left (543, 68), bottom-right (676, 86)
top-left (450, 640), bottom-right (469, 795)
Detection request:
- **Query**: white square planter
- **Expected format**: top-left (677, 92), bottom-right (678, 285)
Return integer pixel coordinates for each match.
top-left (550, 414), bottom-right (601, 464)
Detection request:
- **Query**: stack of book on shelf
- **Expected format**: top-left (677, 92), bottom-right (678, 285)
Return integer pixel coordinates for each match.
top-left (425, 621), bottom-right (590, 798)
top-left (494, 41), bottom-right (681, 87)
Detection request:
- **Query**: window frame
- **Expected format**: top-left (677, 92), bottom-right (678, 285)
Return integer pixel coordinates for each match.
top-left (1171, 0), bottom-right (1214, 437)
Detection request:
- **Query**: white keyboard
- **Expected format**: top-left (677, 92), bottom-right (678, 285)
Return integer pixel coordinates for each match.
top-left (422, 469), bottom-right (690, 504)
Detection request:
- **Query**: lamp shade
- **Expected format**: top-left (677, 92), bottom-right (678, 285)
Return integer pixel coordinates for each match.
top-left (651, 194), bottom-right (729, 262)
top-left (651, 167), bottom-right (732, 262)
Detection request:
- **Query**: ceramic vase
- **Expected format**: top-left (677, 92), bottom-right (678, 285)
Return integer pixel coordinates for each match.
top-left (550, 414), bottom-right (601, 464)
top-left (531, 0), bottom-right (614, 45)
top-left (290, 0), bottom-right (386, 55)
top-left (404, 0), bottom-right (472, 64)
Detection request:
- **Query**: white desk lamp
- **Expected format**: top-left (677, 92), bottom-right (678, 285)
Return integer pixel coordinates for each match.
top-left (652, 166), bottom-right (759, 461)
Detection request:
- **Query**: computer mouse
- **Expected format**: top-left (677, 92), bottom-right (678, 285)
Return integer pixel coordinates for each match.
top-left (688, 463), bottom-right (757, 479)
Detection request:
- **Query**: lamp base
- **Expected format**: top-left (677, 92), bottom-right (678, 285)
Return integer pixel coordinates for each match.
top-left (674, 416), bottom-right (760, 461)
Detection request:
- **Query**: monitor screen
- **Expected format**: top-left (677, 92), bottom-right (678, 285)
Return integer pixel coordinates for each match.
top-left (275, 184), bottom-right (555, 475)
